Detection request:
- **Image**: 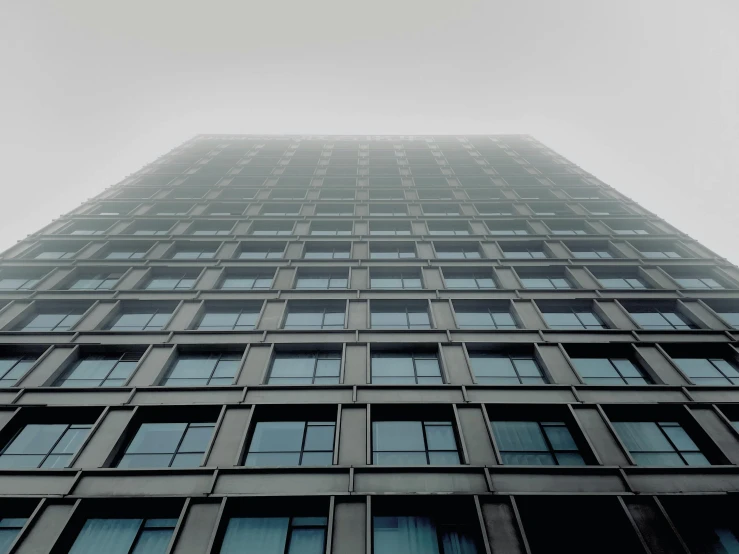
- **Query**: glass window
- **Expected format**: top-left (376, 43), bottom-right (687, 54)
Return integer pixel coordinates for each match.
top-left (105, 249), bottom-right (148, 260)
top-left (370, 270), bottom-right (422, 289)
top-left (220, 516), bottom-right (328, 554)
top-left (239, 245), bottom-right (284, 259)
top-left (0, 356), bottom-right (36, 387)
top-left (570, 357), bottom-right (649, 385)
top-left (443, 270), bottom-right (495, 289)
top-left (69, 272), bottom-right (123, 290)
top-left (434, 244), bottom-right (480, 259)
top-left (716, 311), bottom-right (739, 328)
top-left (0, 517), bottom-right (27, 553)
top-left (221, 272), bottom-right (273, 290)
top-left (162, 352), bottom-right (241, 387)
top-left (639, 249), bottom-right (682, 259)
top-left (0, 273), bottom-right (43, 291)
top-left (673, 277), bottom-right (724, 289)
top-left (373, 515), bottom-right (478, 554)
top-left (303, 245), bottom-right (351, 259)
top-left (427, 223), bottom-right (469, 236)
top-left (491, 421), bottom-right (584, 465)
top-left (172, 248), bottom-right (216, 259)
top-left (672, 357), bottom-right (739, 385)
top-left (251, 222), bottom-right (294, 236)
top-left (109, 309), bottom-right (173, 331)
top-left (310, 222), bottom-right (352, 236)
top-left (56, 352), bottom-right (140, 387)
top-left (371, 303), bottom-right (430, 329)
top-left (372, 421), bottom-right (459, 465)
top-left (284, 303), bottom-right (345, 329)
top-left (371, 352), bottom-right (442, 384)
top-left (541, 309), bottom-right (605, 330)
top-left (612, 421), bottom-right (709, 466)
top-left (598, 277), bottom-right (647, 289)
top-left (628, 308), bottom-right (695, 330)
top-left (118, 422), bottom-right (215, 468)
top-left (145, 272), bottom-right (198, 290)
top-left (296, 272), bottom-right (348, 290)
top-left (469, 354), bottom-right (546, 384)
top-left (245, 421), bottom-right (335, 466)
top-left (369, 222), bottom-right (411, 235)
top-left (370, 244), bottom-right (416, 259)
top-left (571, 249), bottom-right (613, 259)
top-left (19, 309), bottom-right (84, 332)
top-left (453, 304), bottom-right (517, 329)
top-left (503, 248), bottom-right (547, 259)
top-left (34, 249), bottom-right (76, 260)
top-left (0, 423), bottom-right (92, 468)
top-left (269, 352), bottom-right (341, 385)
top-left (520, 276), bottom-right (571, 289)
top-left (197, 308), bottom-right (260, 331)
top-left (68, 518), bottom-right (177, 554)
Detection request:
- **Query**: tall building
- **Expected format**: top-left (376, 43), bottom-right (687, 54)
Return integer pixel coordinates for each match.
top-left (0, 134), bottom-right (737, 554)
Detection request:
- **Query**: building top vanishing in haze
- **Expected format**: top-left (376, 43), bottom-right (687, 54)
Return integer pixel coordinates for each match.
top-left (0, 134), bottom-right (737, 553)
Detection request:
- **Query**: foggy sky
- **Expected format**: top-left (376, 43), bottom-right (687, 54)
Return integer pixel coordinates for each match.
top-left (1, 0), bottom-right (737, 263)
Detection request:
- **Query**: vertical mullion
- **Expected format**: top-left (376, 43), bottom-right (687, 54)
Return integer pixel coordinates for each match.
top-left (170, 424), bottom-right (190, 467)
top-left (283, 517), bottom-right (294, 554)
top-left (298, 421), bottom-right (309, 466)
top-left (207, 354), bottom-right (221, 384)
top-left (127, 519), bottom-right (147, 554)
top-left (42, 424), bottom-right (70, 466)
top-left (421, 421), bottom-right (431, 465)
top-left (538, 422), bottom-right (559, 465)
top-left (311, 353), bottom-right (319, 384)
top-left (657, 423), bottom-right (686, 465)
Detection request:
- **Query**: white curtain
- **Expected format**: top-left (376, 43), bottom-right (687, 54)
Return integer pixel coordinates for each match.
top-left (441, 529), bottom-right (478, 554)
top-left (220, 517), bottom-right (289, 554)
top-left (374, 516), bottom-right (440, 554)
top-left (68, 519), bottom-right (141, 554)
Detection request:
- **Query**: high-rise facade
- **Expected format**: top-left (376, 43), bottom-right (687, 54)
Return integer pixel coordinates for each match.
top-left (0, 134), bottom-right (737, 553)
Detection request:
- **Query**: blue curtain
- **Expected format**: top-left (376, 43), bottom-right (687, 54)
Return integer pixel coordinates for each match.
top-left (68, 519), bottom-right (141, 554)
top-left (220, 518), bottom-right (289, 554)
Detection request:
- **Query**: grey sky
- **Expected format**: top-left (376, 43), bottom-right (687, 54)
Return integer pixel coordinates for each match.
top-left (1, 0), bottom-right (737, 263)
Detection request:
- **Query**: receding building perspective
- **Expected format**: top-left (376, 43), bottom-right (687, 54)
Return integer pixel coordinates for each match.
top-left (0, 134), bottom-right (738, 553)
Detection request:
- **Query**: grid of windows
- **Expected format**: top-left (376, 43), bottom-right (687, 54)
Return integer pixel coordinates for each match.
top-left (268, 352), bottom-right (341, 384)
top-left (491, 420), bottom-right (584, 465)
top-left (0, 423), bottom-right (92, 468)
top-left (68, 518), bottom-right (176, 554)
top-left (245, 421), bottom-right (335, 466)
top-left (164, 353), bottom-right (241, 386)
top-left (570, 357), bottom-right (649, 385)
top-left (612, 421), bottom-right (709, 466)
top-left (672, 357), bottom-right (739, 385)
top-left (372, 420), bottom-right (459, 465)
top-left (118, 422), bottom-right (215, 468)
top-left (56, 352), bottom-right (140, 387)
top-left (469, 354), bottom-right (546, 384)
top-left (371, 352), bottom-right (442, 384)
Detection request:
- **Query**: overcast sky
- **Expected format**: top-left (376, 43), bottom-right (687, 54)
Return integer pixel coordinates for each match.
top-left (1, 0), bottom-right (737, 263)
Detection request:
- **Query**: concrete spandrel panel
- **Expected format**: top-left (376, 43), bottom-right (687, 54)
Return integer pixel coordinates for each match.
top-left (480, 501), bottom-right (526, 554)
top-left (266, 332), bottom-right (356, 344)
top-left (332, 500), bottom-right (367, 554)
top-left (14, 504), bottom-right (75, 554)
top-left (16, 390), bottom-right (131, 406)
top-left (626, 470), bottom-right (739, 493)
top-left (0, 333), bottom-right (74, 344)
top-left (357, 331), bottom-right (448, 343)
top-left (131, 388), bottom-right (243, 405)
top-left (244, 387), bottom-right (352, 404)
top-left (633, 332), bottom-right (731, 343)
top-left (74, 333), bottom-right (170, 345)
top-left (0, 392), bottom-right (17, 404)
top-left (353, 469), bottom-right (488, 493)
top-left (541, 331), bottom-right (636, 343)
top-left (689, 388), bottom-right (739, 402)
top-left (73, 473), bottom-right (212, 496)
top-left (575, 388), bottom-right (689, 404)
top-left (357, 387), bottom-right (464, 403)
top-left (466, 387), bottom-right (577, 403)
top-left (0, 473), bottom-right (76, 495)
top-left (451, 331), bottom-right (542, 343)
top-left (214, 470), bottom-right (350, 495)
top-left (489, 470), bottom-right (627, 494)
top-left (171, 502), bottom-right (222, 554)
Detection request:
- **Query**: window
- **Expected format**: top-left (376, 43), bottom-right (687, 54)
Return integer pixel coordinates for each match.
top-left (569, 248), bottom-right (613, 259)
top-left (672, 276), bottom-right (725, 289)
top-left (540, 306), bottom-right (605, 330)
top-left (490, 421), bottom-right (584, 465)
top-left (469, 353), bottom-right (546, 384)
top-left (68, 518), bottom-right (177, 554)
top-left (220, 271), bottom-right (273, 290)
top-left (315, 204), bottom-right (353, 216)
top-left (197, 306), bottom-right (260, 331)
top-left (171, 246), bottom-right (217, 259)
top-left (453, 301), bottom-right (517, 329)
top-left (239, 243), bottom-right (285, 259)
top-left (546, 222), bottom-right (589, 235)
top-left (152, 203), bottom-right (193, 216)
top-left (284, 302), bottom-right (345, 329)
top-left (638, 248), bottom-right (682, 259)
top-left (596, 275), bottom-right (647, 289)
top-left (220, 515), bottom-right (328, 554)
top-left (303, 243), bottom-right (351, 259)
top-left (427, 222), bottom-right (469, 236)
top-left (370, 243), bottom-right (416, 259)
top-left (611, 421), bottom-right (709, 466)
top-left (372, 420), bottom-right (459, 465)
top-left (475, 203), bottom-right (513, 215)
top-left (570, 357), bottom-right (649, 385)
top-left (268, 352), bottom-right (341, 384)
top-left (369, 204), bottom-right (407, 216)
top-left (442, 269), bottom-right (495, 289)
top-left (672, 357), bottom-right (739, 385)
top-left (369, 222), bottom-right (411, 236)
top-left (105, 248), bottom-right (148, 260)
top-left (626, 306), bottom-right (695, 330)
top-left (519, 274), bottom-right (572, 289)
top-left (32, 246), bottom-right (79, 259)
top-left (261, 203), bottom-right (301, 216)
top-left (714, 309), bottom-right (739, 328)
top-left (373, 513), bottom-right (479, 554)
top-left (371, 301), bottom-right (431, 329)
top-left (501, 245), bottom-right (547, 259)
top-left (310, 222), bottom-right (352, 236)
top-left (189, 222), bottom-right (234, 236)
top-left (486, 221), bottom-right (529, 235)
top-left (129, 222), bottom-right (173, 235)
top-left (118, 422), bottom-right (214, 468)
top-left (207, 203), bottom-right (247, 216)
top-left (56, 352), bottom-right (140, 387)
top-left (108, 307), bottom-right (173, 331)
top-left (164, 352), bottom-right (241, 385)
top-left (69, 272), bottom-right (123, 290)
top-left (370, 269), bottom-right (421, 289)
top-left (245, 421), bottom-right (335, 466)
top-left (422, 204), bottom-right (459, 215)
top-left (251, 222), bottom-right (294, 236)
top-left (0, 272), bottom-right (44, 291)
top-left (0, 356), bottom-right (36, 387)
top-left (370, 190), bottom-right (403, 201)
top-left (18, 308), bottom-right (84, 332)
top-left (0, 517), bottom-right (26, 553)
top-left (434, 243), bottom-right (480, 259)
top-left (0, 423), bottom-right (91, 468)
top-left (371, 352), bottom-right (442, 384)
top-left (145, 271), bottom-right (198, 290)
top-left (295, 270), bottom-right (348, 289)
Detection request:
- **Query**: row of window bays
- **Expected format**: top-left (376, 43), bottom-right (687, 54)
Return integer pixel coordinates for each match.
top-left (1, 494), bottom-right (733, 554)
top-left (3, 337), bottom-right (739, 391)
top-left (0, 294), bottom-right (737, 338)
top-left (2, 393), bottom-right (739, 471)
top-left (1, 258), bottom-right (735, 295)
top-left (7, 235), bottom-right (714, 265)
